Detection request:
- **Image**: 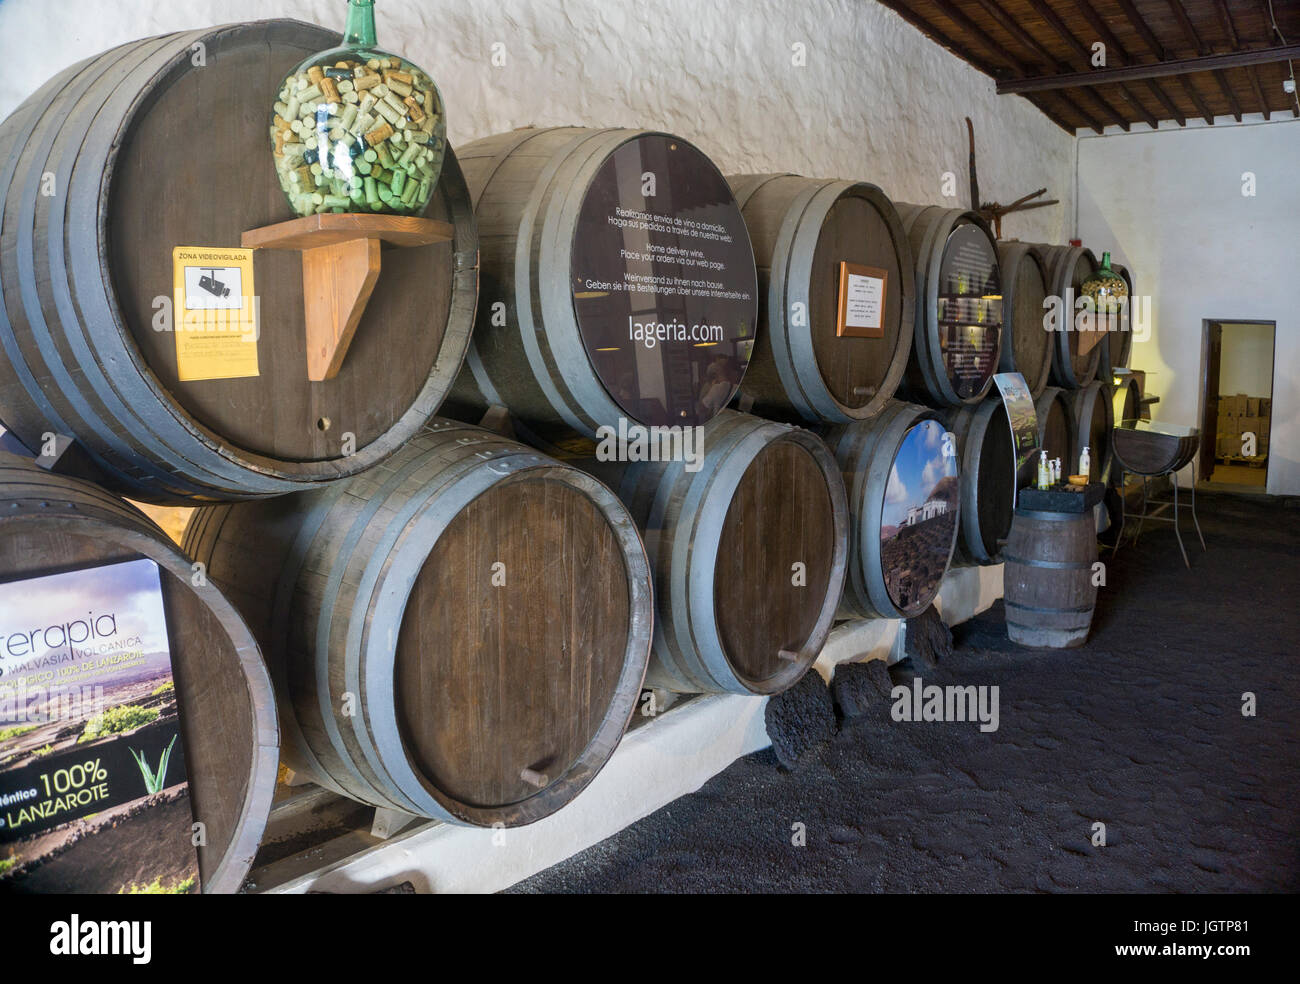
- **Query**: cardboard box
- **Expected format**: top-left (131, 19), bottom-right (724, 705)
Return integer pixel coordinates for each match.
top-left (1246, 397), bottom-right (1260, 416)
top-left (1261, 397), bottom-right (1271, 418)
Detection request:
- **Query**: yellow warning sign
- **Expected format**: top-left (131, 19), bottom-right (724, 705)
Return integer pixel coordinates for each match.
top-left (172, 246), bottom-right (259, 381)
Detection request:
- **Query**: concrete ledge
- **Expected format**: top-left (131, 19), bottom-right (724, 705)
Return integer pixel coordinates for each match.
top-left (256, 563), bottom-right (1004, 894)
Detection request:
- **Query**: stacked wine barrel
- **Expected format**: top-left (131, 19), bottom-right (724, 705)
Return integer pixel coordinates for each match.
top-left (1112, 263), bottom-right (1135, 369)
top-left (1034, 244), bottom-right (1105, 389)
top-left (724, 174), bottom-right (914, 423)
top-left (894, 204), bottom-right (1003, 408)
top-left (996, 242), bottom-right (1052, 398)
top-left (1068, 380), bottom-right (1116, 482)
top-left (185, 421), bottom-right (653, 826)
top-left (0, 454), bottom-right (276, 894)
top-left (947, 398), bottom-right (1018, 566)
top-left (824, 402), bottom-right (960, 618)
top-left (0, 21), bottom-right (478, 503)
top-left (1034, 387), bottom-right (1076, 468)
top-left (446, 126), bottom-right (758, 443)
top-left (582, 411), bottom-right (848, 694)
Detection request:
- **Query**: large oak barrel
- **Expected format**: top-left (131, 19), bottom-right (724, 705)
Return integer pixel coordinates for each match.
top-left (1034, 244), bottom-right (1104, 388)
top-left (445, 127), bottom-right (758, 442)
top-left (996, 242), bottom-right (1052, 397)
top-left (1067, 380), bottom-right (1115, 482)
top-left (0, 454), bottom-right (276, 893)
top-left (1004, 507), bottom-right (1098, 648)
top-left (893, 204), bottom-right (1003, 407)
top-left (825, 401), bottom-right (960, 618)
top-left (1112, 263), bottom-right (1135, 369)
top-left (0, 21), bottom-right (478, 503)
top-left (947, 398), bottom-right (1017, 565)
top-left (184, 421), bottom-right (652, 826)
top-left (584, 411), bottom-right (846, 694)
top-left (1034, 386), bottom-right (1076, 468)
top-left (723, 174), bottom-right (914, 422)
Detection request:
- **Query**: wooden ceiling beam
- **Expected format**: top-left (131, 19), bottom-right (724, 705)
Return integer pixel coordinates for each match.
top-left (1164, 0), bottom-right (1244, 121)
top-left (1072, 0), bottom-right (1186, 125)
top-left (1213, 0), bottom-right (1270, 118)
top-left (1024, 0), bottom-right (1160, 129)
top-left (969, 0), bottom-right (1131, 130)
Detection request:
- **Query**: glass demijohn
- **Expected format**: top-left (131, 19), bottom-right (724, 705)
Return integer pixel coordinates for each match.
top-left (269, 0), bottom-right (446, 218)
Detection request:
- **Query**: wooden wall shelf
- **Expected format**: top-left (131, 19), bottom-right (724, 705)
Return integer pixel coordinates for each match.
top-left (242, 214), bottom-right (453, 381)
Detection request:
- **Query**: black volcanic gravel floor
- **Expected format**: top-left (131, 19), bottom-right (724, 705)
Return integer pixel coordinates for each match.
top-left (510, 492), bottom-right (1300, 893)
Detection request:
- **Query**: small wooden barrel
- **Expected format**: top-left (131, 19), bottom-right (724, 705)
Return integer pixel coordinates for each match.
top-left (1033, 244), bottom-right (1104, 389)
top-left (824, 401), bottom-right (960, 618)
top-left (1067, 380), bottom-right (1115, 482)
top-left (586, 411), bottom-right (847, 694)
top-left (1034, 386), bottom-right (1076, 469)
top-left (1112, 263), bottom-right (1135, 369)
top-left (0, 21), bottom-right (478, 503)
top-left (996, 242), bottom-right (1052, 397)
top-left (894, 204), bottom-right (1003, 407)
top-left (947, 398), bottom-right (1017, 565)
top-left (447, 127), bottom-right (758, 441)
top-left (184, 421), bottom-right (652, 826)
top-left (1004, 508), bottom-right (1098, 648)
top-left (0, 454), bottom-right (277, 893)
top-left (724, 174), bottom-right (914, 422)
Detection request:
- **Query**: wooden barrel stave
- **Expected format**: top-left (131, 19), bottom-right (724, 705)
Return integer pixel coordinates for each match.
top-left (185, 421), bottom-right (653, 826)
top-left (587, 410), bottom-right (847, 694)
top-left (1112, 263), bottom-right (1135, 369)
top-left (0, 454), bottom-right (277, 892)
top-left (947, 398), bottom-right (1016, 565)
top-left (1004, 509), bottom-right (1098, 648)
top-left (725, 173), bottom-right (914, 422)
top-left (0, 21), bottom-right (478, 502)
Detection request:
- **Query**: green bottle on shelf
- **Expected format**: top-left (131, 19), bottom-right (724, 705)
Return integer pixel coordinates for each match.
top-left (269, 0), bottom-right (447, 218)
top-left (1081, 250), bottom-right (1128, 329)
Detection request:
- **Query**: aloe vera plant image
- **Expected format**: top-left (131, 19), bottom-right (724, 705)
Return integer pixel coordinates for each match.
top-left (129, 735), bottom-right (178, 795)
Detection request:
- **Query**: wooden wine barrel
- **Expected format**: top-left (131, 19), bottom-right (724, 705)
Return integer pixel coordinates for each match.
top-left (723, 174), bottom-right (914, 422)
top-left (947, 398), bottom-right (1017, 565)
top-left (1067, 380), bottom-right (1115, 482)
top-left (184, 420), bottom-right (651, 826)
top-left (0, 21), bottom-right (478, 503)
top-left (584, 411), bottom-right (846, 694)
top-left (995, 242), bottom-right (1052, 397)
top-left (0, 454), bottom-right (276, 893)
top-left (1004, 507), bottom-right (1098, 648)
top-left (1033, 244), bottom-right (1104, 388)
top-left (1112, 263), bottom-right (1135, 369)
top-left (893, 204), bottom-right (1003, 407)
top-left (1034, 386), bottom-right (1076, 469)
top-left (446, 127), bottom-right (758, 442)
top-left (1112, 374), bottom-right (1141, 425)
top-left (824, 401), bottom-right (960, 618)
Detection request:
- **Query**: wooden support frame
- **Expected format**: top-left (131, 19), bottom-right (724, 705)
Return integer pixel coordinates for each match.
top-left (242, 214), bottom-right (453, 382)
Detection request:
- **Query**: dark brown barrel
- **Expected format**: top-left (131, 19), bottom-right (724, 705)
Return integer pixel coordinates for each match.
top-left (0, 454), bottom-right (276, 893)
top-left (1112, 263), bottom-right (1135, 369)
top-left (1004, 508), bottom-right (1098, 648)
top-left (1034, 386), bottom-right (1076, 468)
top-left (947, 398), bottom-right (1017, 565)
top-left (723, 174), bottom-right (914, 422)
top-left (1067, 380), bottom-right (1115, 481)
top-left (585, 411), bottom-right (846, 694)
top-left (893, 204), bottom-right (1003, 407)
top-left (446, 127), bottom-right (758, 442)
top-left (825, 401), bottom-right (960, 618)
top-left (1033, 244), bottom-right (1103, 388)
top-left (1112, 374), bottom-right (1141, 425)
top-left (996, 242), bottom-right (1052, 397)
top-left (184, 420), bottom-right (651, 826)
top-left (0, 21), bottom-right (478, 503)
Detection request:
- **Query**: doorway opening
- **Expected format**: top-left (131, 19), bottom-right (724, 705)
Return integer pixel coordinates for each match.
top-left (1198, 320), bottom-right (1275, 491)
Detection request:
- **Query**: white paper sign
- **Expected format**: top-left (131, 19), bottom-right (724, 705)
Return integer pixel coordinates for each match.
top-left (843, 272), bottom-right (884, 331)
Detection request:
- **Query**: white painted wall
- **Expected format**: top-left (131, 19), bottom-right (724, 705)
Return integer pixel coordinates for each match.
top-left (0, 0), bottom-right (1073, 245)
top-left (1218, 322), bottom-right (1275, 398)
top-left (1076, 120), bottom-right (1300, 495)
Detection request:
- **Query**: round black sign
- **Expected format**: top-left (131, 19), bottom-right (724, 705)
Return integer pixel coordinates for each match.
top-left (570, 134), bottom-right (757, 427)
top-left (935, 224), bottom-right (1003, 400)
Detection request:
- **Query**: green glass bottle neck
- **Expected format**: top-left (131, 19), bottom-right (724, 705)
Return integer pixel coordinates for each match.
top-left (1099, 250), bottom-right (1113, 271)
top-left (343, 0), bottom-right (377, 48)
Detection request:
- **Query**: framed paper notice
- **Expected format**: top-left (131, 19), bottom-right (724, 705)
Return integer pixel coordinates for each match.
top-left (836, 261), bottom-right (887, 338)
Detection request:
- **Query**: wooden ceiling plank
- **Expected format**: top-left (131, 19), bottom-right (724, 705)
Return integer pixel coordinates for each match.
top-left (1074, 0), bottom-right (1185, 125)
top-left (1215, 0), bottom-right (1272, 118)
top-left (1163, 0), bottom-right (1243, 120)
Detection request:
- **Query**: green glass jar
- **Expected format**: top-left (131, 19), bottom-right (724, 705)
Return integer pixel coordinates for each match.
top-left (270, 0), bottom-right (446, 218)
top-left (1081, 250), bottom-right (1128, 328)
